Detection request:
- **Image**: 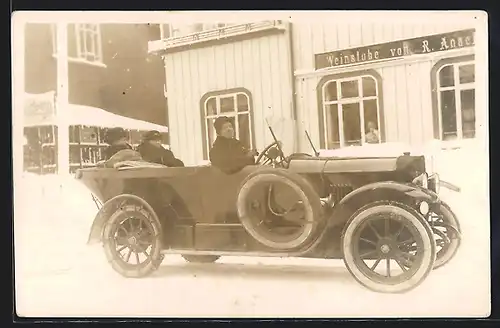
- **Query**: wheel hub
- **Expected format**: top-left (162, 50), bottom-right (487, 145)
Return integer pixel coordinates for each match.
top-left (127, 235), bottom-right (138, 246)
top-left (380, 244), bottom-right (391, 254)
top-left (377, 238), bottom-right (396, 257)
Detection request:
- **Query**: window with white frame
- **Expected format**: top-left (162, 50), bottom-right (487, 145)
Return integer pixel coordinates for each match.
top-left (160, 24), bottom-right (173, 39)
top-left (51, 23), bottom-right (103, 64)
top-left (320, 73), bottom-right (383, 149)
top-left (434, 59), bottom-right (475, 141)
top-left (201, 90), bottom-right (253, 159)
top-left (75, 24), bottom-right (103, 63)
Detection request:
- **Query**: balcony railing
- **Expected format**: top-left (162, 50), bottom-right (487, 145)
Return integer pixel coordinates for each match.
top-left (148, 20), bottom-right (286, 54)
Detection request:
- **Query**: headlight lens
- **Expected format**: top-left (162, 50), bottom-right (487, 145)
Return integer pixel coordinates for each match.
top-left (412, 172), bottom-right (428, 189)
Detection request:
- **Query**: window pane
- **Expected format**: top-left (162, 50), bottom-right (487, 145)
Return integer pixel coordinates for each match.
top-left (340, 80), bottom-right (359, 98)
top-left (461, 89), bottom-right (476, 139)
top-left (39, 126), bottom-right (56, 144)
top-left (362, 77), bottom-right (377, 97)
top-left (42, 146), bottom-right (56, 166)
top-left (70, 146), bottom-right (81, 164)
top-left (324, 81), bottom-right (338, 101)
top-left (440, 90), bottom-right (457, 140)
top-left (69, 126), bottom-right (80, 143)
top-left (439, 65), bottom-right (454, 88)
top-left (25, 127), bottom-right (40, 146)
top-left (459, 64), bottom-right (475, 84)
top-left (81, 126), bottom-right (98, 143)
top-left (162, 24), bottom-right (172, 38)
top-left (342, 103), bottom-right (361, 146)
top-left (97, 128), bottom-right (107, 143)
top-left (206, 97), bottom-right (217, 116)
top-left (220, 96), bottom-right (235, 113)
top-left (206, 119), bottom-right (216, 147)
top-left (237, 94), bottom-right (249, 112)
top-left (86, 32), bottom-right (94, 54)
top-left (363, 100), bottom-right (380, 144)
top-left (81, 147), bottom-right (100, 164)
top-left (325, 104), bottom-right (340, 149)
top-left (80, 28), bottom-right (87, 51)
top-left (238, 114), bottom-right (251, 149)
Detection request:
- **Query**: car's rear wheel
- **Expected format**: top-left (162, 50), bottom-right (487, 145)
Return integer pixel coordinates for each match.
top-left (342, 201), bottom-right (436, 294)
top-left (102, 202), bottom-right (163, 278)
top-left (181, 255), bottom-right (220, 263)
top-left (236, 168), bottom-right (324, 251)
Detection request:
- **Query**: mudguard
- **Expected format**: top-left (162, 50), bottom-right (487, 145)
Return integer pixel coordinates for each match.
top-left (87, 193), bottom-right (162, 245)
top-left (328, 181), bottom-right (439, 227)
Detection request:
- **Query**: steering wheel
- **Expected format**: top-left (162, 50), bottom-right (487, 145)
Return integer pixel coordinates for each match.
top-left (255, 141), bottom-right (287, 167)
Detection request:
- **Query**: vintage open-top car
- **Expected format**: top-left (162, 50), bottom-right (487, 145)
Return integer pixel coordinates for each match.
top-left (76, 120), bottom-right (462, 294)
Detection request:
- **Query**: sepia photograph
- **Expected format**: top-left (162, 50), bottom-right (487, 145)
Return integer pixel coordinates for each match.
top-left (12, 10), bottom-right (490, 318)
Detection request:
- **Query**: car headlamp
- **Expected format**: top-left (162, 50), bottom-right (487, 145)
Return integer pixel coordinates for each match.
top-left (427, 173), bottom-right (440, 194)
top-left (412, 172), bottom-right (428, 189)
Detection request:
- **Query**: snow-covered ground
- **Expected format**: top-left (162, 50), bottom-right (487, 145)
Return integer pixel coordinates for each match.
top-left (13, 144), bottom-right (490, 318)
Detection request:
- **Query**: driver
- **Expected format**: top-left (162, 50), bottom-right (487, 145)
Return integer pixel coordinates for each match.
top-left (209, 116), bottom-right (258, 174)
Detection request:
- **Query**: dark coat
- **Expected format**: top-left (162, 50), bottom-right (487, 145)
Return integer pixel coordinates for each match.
top-left (102, 143), bottom-right (133, 161)
top-left (209, 136), bottom-right (255, 174)
top-left (136, 142), bottom-right (185, 167)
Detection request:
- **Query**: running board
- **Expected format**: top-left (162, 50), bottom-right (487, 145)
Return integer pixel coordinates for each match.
top-left (160, 249), bottom-right (298, 258)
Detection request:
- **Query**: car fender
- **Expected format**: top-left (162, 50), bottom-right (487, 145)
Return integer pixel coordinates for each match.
top-left (436, 199), bottom-right (461, 232)
top-left (328, 181), bottom-right (439, 227)
top-left (87, 193), bottom-right (162, 245)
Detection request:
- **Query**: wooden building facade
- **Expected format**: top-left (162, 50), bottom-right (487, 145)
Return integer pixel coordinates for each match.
top-left (149, 15), bottom-right (484, 166)
top-left (24, 23), bottom-right (169, 173)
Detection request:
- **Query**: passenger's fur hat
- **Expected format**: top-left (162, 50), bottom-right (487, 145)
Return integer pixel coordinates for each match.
top-left (143, 130), bottom-right (162, 141)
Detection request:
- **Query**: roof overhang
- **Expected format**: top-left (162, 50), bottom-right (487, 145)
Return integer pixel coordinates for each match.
top-left (148, 20), bottom-right (287, 55)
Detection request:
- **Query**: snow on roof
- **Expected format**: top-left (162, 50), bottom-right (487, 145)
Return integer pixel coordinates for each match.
top-left (23, 92), bottom-right (168, 133)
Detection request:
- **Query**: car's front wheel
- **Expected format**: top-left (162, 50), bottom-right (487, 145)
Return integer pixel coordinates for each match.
top-left (102, 203), bottom-right (164, 278)
top-left (429, 202), bottom-right (461, 269)
top-left (342, 201), bottom-right (436, 294)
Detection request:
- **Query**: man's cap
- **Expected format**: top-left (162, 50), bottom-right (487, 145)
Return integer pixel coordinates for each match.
top-left (104, 127), bottom-right (128, 144)
top-left (143, 130), bottom-right (163, 141)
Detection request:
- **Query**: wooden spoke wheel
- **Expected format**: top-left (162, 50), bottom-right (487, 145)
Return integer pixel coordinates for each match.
top-left (342, 201), bottom-right (436, 294)
top-left (103, 203), bottom-right (163, 278)
top-left (428, 203), bottom-right (461, 269)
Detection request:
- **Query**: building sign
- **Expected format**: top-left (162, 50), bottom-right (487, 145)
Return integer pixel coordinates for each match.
top-left (24, 91), bottom-right (56, 126)
top-left (315, 29), bottom-right (475, 70)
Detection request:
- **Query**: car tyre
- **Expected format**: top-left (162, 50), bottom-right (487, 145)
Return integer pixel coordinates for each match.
top-left (102, 201), bottom-right (164, 278)
top-left (181, 255), bottom-right (220, 263)
top-left (237, 168), bottom-right (324, 251)
top-left (342, 201), bottom-right (436, 294)
top-left (431, 202), bottom-right (461, 269)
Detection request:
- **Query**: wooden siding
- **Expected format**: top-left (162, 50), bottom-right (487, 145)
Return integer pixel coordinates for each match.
top-left (293, 21), bottom-right (477, 151)
top-left (164, 31), bottom-right (293, 165)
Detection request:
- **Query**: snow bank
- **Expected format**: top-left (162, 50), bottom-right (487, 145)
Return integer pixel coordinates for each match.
top-left (14, 173), bottom-right (100, 277)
